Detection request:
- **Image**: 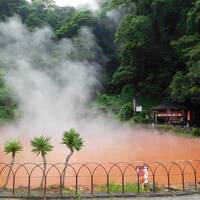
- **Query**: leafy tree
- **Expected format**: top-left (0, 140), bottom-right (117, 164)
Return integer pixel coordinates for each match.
top-left (31, 0), bottom-right (55, 10)
top-left (105, 0), bottom-right (195, 105)
top-left (25, 13), bottom-right (45, 28)
top-left (186, 0), bottom-right (200, 34)
top-left (23, 0), bottom-right (55, 28)
top-left (170, 1), bottom-right (200, 105)
top-left (31, 135), bottom-right (54, 188)
top-left (61, 128), bottom-right (84, 187)
top-left (4, 139), bottom-right (23, 187)
top-left (45, 6), bottom-right (75, 30)
top-left (111, 66), bottom-right (135, 90)
top-left (0, 0), bottom-right (28, 20)
top-left (170, 71), bottom-right (190, 103)
top-left (171, 34), bottom-right (200, 66)
top-left (110, 0), bottom-right (134, 8)
top-left (56, 10), bottom-right (95, 38)
top-left (115, 14), bottom-right (151, 47)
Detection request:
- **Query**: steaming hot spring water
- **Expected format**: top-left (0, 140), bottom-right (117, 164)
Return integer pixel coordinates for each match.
top-left (1, 17), bottom-right (200, 189)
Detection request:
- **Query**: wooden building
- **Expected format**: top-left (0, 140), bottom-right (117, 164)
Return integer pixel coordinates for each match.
top-left (152, 103), bottom-right (192, 127)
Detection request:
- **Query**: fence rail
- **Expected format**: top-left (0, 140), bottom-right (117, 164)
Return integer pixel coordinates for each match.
top-left (0, 160), bottom-right (200, 197)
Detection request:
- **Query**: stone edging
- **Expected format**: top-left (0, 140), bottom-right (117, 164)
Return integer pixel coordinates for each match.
top-left (0, 191), bottom-right (200, 199)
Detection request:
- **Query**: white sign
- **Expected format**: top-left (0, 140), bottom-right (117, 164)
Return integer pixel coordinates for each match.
top-left (136, 106), bottom-right (142, 112)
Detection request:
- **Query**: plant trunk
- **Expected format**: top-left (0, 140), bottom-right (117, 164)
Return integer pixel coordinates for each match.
top-left (40, 155), bottom-right (47, 188)
top-left (4, 154), bottom-right (15, 188)
top-left (62, 149), bottom-right (73, 187)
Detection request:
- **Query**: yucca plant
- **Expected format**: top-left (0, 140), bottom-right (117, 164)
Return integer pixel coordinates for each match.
top-left (4, 139), bottom-right (23, 187)
top-left (61, 128), bottom-right (84, 187)
top-left (31, 135), bottom-right (54, 188)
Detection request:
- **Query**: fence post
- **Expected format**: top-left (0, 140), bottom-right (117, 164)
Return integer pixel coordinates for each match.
top-left (182, 173), bottom-right (185, 191)
top-left (107, 175), bottom-right (109, 195)
top-left (91, 175), bottom-right (94, 196)
top-left (153, 175), bottom-right (156, 193)
top-left (75, 175), bottom-right (78, 195)
top-left (12, 175), bottom-right (15, 196)
top-left (59, 175), bottom-right (62, 196)
top-left (137, 175), bottom-right (140, 193)
top-left (167, 173), bottom-right (170, 192)
top-left (122, 174), bottom-right (125, 194)
top-left (44, 176), bottom-right (47, 196)
top-left (28, 176), bottom-right (31, 196)
top-left (194, 171), bottom-right (197, 190)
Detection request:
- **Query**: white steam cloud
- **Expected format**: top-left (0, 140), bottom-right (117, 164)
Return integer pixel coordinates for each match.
top-left (57, 0), bottom-right (100, 10)
top-left (26, 0), bottom-right (100, 10)
top-left (0, 17), bottom-right (101, 134)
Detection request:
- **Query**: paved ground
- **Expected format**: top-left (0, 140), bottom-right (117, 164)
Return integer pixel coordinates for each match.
top-left (99, 194), bottom-right (200, 200)
top-left (2, 193), bottom-right (200, 199)
top-left (10, 196), bottom-right (200, 199)
top-left (2, 194), bottom-right (200, 199)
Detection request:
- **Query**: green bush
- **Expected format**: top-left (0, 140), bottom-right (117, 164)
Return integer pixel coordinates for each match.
top-left (191, 128), bottom-right (200, 137)
top-left (118, 102), bottom-right (133, 121)
top-left (132, 110), bottom-right (151, 124)
top-left (96, 93), bottom-right (126, 114)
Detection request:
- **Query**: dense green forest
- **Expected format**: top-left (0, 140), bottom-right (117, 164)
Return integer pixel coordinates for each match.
top-left (0, 0), bottom-right (200, 124)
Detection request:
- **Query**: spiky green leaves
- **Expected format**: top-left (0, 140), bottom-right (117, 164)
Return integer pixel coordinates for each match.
top-left (61, 128), bottom-right (84, 152)
top-left (4, 139), bottom-right (23, 156)
top-left (31, 135), bottom-right (54, 157)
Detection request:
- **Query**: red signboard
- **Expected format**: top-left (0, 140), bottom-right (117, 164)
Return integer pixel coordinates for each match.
top-left (187, 111), bottom-right (191, 121)
top-left (136, 166), bottom-right (145, 176)
top-left (157, 112), bottom-right (183, 117)
top-left (136, 165), bottom-right (149, 184)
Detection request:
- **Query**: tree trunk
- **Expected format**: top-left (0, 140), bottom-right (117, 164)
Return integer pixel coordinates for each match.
top-left (62, 149), bottom-right (73, 187)
top-left (40, 155), bottom-right (47, 188)
top-left (4, 154), bottom-right (15, 188)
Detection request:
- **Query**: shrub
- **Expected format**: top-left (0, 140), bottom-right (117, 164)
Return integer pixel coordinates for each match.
top-left (191, 128), bottom-right (200, 137)
top-left (118, 102), bottom-right (133, 121)
top-left (132, 110), bottom-right (151, 124)
top-left (96, 93), bottom-right (125, 114)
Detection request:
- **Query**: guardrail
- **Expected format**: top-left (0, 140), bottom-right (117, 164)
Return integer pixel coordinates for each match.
top-left (0, 160), bottom-right (200, 197)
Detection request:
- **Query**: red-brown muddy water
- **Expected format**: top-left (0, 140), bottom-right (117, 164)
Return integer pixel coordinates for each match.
top-left (1, 127), bottom-right (200, 189)
top-left (1, 127), bottom-right (200, 162)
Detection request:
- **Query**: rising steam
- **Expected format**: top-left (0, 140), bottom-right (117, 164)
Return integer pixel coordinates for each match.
top-left (0, 17), bottom-right (101, 132)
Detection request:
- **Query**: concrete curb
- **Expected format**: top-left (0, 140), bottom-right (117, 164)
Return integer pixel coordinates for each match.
top-left (0, 191), bottom-right (200, 199)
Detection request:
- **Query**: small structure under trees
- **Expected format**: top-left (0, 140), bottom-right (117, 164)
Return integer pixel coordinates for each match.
top-left (152, 103), bottom-right (192, 127)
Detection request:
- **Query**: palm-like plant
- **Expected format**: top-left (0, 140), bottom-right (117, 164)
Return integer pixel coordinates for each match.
top-left (4, 139), bottom-right (23, 187)
top-left (61, 128), bottom-right (84, 187)
top-left (31, 135), bottom-right (54, 188)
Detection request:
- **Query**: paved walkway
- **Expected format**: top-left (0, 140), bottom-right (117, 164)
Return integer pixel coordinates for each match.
top-left (2, 193), bottom-right (200, 199)
top-left (99, 194), bottom-right (200, 200)
top-left (3, 195), bottom-right (200, 199)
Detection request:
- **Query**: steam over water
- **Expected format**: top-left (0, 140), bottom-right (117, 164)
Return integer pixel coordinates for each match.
top-left (1, 17), bottom-right (200, 165)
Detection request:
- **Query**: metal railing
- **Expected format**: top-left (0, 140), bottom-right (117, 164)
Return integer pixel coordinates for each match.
top-left (0, 160), bottom-right (200, 197)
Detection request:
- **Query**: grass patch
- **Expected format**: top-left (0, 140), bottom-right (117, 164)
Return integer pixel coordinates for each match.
top-left (94, 183), bottom-right (146, 193)
top-left (158, 125), bottom-right (200, 138)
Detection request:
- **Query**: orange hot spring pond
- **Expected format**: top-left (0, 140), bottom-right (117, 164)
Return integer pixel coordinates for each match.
top-left (1, 127), bottom-right (200, 190)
